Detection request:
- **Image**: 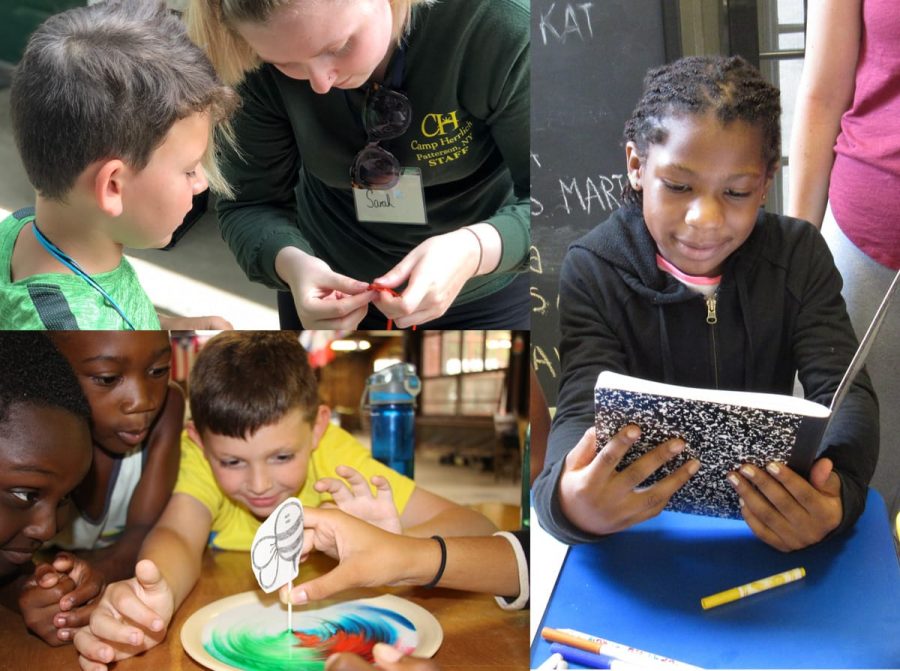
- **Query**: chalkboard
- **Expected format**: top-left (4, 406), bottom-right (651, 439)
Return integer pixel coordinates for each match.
top-left (530, 0), bottom-right (679, 405)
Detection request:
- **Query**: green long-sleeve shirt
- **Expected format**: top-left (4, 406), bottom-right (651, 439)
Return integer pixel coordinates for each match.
top-left (217, 0), bottom-right (530, 304)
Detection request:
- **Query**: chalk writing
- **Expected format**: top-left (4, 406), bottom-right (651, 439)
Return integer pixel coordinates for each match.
top-left (530, 287), bottom-right (550, 316)
top-left (532, 345), bottom-right (561, 378)
top-left (559, 174), bottom-right (626, 215)
top-left (530, 0), bottom-right (668, 405)
top-left (538, 3), bottom-right (595, 46)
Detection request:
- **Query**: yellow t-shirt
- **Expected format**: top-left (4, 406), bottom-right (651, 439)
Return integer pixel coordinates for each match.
top-left (174, 424), bottom-right (416, 550)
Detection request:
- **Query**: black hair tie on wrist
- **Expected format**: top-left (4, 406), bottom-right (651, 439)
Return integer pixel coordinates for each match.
top-left (423, 535), bottom-right (447, 589)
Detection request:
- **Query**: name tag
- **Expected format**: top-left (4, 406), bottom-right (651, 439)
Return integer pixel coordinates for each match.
top-left (353, 168), bottom-right (428, 225)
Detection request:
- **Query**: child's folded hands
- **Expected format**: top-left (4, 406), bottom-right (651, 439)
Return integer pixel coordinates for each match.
top-left (18, 564), bottom-right (78, 646)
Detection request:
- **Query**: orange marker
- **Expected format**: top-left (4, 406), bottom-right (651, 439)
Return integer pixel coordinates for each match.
top-left (541, 627), bottom-right (702, 670)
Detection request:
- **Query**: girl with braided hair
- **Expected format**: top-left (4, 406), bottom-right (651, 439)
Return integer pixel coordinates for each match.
top-left (533, 56), bottom-right (879, 552)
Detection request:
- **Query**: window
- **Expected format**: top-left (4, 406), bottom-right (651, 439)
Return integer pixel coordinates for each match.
top-left (420, 331), bottom-right (511, 416)
top-left (756, 0), bottom-right (806, 214)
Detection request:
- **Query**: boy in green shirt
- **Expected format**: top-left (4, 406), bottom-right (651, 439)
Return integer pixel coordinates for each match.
top-left (0, 0), bottom-right (236, 330)
top-left (74, 331), bottom-right (496, 667)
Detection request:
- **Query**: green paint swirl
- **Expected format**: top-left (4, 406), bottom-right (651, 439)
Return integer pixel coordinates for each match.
top-left (202, 605), bottom-right (416, 671)
top-left (206, 628), bottom-right (325, 671)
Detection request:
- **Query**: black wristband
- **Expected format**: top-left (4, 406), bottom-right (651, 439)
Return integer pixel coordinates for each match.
top-left (423, 535), bottom-right (447, 589)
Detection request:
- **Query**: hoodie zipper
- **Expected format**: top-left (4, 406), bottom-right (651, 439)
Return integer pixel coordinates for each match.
top-left (705, 291), bottom-right (720, 388)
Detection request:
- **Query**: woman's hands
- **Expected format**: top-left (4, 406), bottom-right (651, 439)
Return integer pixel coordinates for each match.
top-left (275, 247), bottom-right (375, 329)
top-left (370, 225), bottom-right (500, 328)
top-left (280, 508), bottom-right (431, 605)
top-left (276, 223), bottom-right (500, 329)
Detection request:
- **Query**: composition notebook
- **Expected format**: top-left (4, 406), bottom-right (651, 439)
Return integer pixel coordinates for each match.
top-left (596, 268), bottom-right (900, 519)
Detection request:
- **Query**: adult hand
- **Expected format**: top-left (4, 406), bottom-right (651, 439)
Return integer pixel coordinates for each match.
top-left (280, 508), bottom-right (425, 605)
top-left (18, 564), bottom-right (78, 646)
top-left (326, 643), bottom-right (440, 671)
top-left (158, 315), bottom-right (234, 330)
top-left (558, 426), bottom-right (700, 536)
top-left (74, 560), bottom-right (174, 671)
top-left (728, 456), bottom-right (842, 551)
top-left (276, 247), bottom-right (374, 329)
top-left (314, 465), bottom-right (402, 533)
top-left (49, 552), bottom-right (106, 639)
top-left (370, 228), bottom-right (482, 328)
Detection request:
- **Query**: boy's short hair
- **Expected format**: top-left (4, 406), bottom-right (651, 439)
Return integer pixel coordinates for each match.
top-left (190, 331), bottom-right (320, 438)
top-left (11, 0), bottom-right (237, 200)
top-left (0, 333), bottom-right (91, 430)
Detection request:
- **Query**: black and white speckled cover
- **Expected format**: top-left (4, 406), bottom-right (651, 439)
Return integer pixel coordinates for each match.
top-left (595, 374), bottom-right (828, 519)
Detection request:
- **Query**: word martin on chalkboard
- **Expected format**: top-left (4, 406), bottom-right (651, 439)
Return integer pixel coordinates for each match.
top-left (530, 0), bottom-right (674, 405)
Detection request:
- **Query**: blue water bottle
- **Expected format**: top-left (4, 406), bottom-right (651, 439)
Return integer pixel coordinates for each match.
top-left (362, 363), bottom-right (421, 478)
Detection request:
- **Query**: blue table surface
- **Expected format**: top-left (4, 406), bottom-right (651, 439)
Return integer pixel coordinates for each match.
top-left (532, 489), bottom-right (900, 669)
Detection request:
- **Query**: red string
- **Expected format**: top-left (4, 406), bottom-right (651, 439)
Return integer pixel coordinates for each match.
top-left (367, 283), bottom-right (416, 330)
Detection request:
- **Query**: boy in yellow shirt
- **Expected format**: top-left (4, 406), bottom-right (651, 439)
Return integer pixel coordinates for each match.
top-left (74, 331), bottom-right (495, 667)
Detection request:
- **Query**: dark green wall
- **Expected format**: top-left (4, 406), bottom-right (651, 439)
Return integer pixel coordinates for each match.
top-left (0, 1), bottom-right (84, 65)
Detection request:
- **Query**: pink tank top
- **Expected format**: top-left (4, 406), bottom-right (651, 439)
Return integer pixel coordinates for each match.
top-left (829, 0), bottom-right (900, 270)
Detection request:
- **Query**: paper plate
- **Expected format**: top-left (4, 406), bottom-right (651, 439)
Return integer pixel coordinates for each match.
top-left (180, 591), bottom-right (442, 671)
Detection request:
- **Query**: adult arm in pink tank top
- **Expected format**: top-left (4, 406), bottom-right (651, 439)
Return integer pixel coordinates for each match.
top-left (787, 0), bottom-right (861, 229)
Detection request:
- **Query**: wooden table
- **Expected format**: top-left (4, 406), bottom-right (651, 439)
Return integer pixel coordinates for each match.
top-left (0, 548), bottom-right (528, 671)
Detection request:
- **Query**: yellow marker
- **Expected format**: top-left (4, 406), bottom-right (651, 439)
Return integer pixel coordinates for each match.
top-left (701, 567), bottom-right (806, 610)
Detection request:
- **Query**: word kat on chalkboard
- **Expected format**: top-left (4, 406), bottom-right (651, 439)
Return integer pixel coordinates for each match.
top-left (530, 0), bottom-right (674, 404)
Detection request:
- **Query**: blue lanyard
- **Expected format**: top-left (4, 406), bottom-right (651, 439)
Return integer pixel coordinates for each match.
top-left (31, 223), bottom-right (136, 330)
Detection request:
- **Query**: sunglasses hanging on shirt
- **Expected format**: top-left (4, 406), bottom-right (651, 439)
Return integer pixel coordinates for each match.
top-left (351, 83), bottom-right (412, 190)
top-left (348, 40), bottom-right (412, 190)
top-left (347, 41), bottom-right (427, 225)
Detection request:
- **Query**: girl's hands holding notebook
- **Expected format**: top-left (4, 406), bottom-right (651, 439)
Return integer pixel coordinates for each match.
top-left (558, 425), bottom-right (700, 536)
top-left (729, 456), bottom-right (842, 552)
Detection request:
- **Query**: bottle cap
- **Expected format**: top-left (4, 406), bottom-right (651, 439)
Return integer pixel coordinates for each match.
top-left (365, 363), bottom-right (421, 405)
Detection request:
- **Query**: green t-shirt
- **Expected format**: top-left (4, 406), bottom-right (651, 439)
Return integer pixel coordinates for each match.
top-left (0, 209), bottom-right (161, 330)
top-left (217, 0), bottom-right (530, 305)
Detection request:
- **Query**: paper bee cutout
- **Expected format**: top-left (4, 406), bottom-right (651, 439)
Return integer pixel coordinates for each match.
top-left (250, 497), bottom-right (304, 593)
